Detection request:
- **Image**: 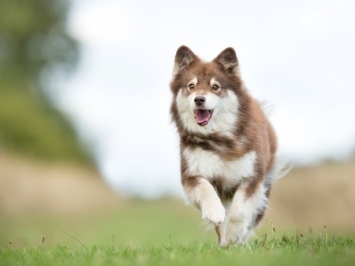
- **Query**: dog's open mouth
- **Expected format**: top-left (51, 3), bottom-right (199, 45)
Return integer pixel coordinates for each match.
top-left (194, 109), bottom-right (213, 126)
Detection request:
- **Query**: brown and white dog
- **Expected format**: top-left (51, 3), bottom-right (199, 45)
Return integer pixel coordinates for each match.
top-left (170, 46), bottom-right (281, 246)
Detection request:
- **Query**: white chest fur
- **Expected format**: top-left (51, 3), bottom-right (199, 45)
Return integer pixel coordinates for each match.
top-left (183, 148), bottom-right (256, 184)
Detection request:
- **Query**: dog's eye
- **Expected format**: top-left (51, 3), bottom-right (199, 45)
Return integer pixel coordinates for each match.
top-left (212, 84), bottom-right (220, 91)
top-left (188, 84), bottom-right (195, 90)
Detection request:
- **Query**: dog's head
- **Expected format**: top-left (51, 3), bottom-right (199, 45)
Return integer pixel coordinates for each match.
top-left (170, 46), bottom-right (245, 135)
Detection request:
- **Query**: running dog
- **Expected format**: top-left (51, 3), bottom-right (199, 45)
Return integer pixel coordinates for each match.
top-left (170, 46), bottom-right (281, 246)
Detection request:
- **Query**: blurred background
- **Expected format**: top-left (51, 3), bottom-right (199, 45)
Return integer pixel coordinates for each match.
top-left (0, 0), bottom-right (354, 247)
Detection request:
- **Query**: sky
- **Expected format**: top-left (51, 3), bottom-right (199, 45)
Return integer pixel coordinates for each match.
top-left (53, 0), bottom-right (355, 198)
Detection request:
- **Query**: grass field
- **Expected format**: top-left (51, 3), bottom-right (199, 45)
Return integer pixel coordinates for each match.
top-left (1, 155), bottom-right (354, 265)
top-left (1, 200), bottom-right (354, 266)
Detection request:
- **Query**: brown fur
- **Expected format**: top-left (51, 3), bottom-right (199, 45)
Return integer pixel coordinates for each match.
top-left (170, 46), bottom-right (278, 243)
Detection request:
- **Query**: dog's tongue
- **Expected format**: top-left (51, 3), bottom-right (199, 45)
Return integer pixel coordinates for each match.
top-left (195, 109), bottom-right (210, 123)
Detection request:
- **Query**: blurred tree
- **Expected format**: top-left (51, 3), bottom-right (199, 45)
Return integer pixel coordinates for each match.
top-left (0, 0), bottom-right (78, 91)
top-left (0, 0), bottom-right (93, 165)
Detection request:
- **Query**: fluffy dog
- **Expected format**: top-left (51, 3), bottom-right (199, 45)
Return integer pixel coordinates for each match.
top-left (170, 46), bottom-right (281, 246)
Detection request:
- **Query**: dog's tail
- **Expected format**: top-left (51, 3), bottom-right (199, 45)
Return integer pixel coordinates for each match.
top-left (265, 157), bottom-right (291, 189)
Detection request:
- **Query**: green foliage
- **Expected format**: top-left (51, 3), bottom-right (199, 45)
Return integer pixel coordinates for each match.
top-left (0, 0), bottom-right (92, 164)
top-left (0, 0), bottom-right (78, 88)
top-left (0, 87), bottom-right (93, 164)
top-left (1, 200), bottom-right (354, 266)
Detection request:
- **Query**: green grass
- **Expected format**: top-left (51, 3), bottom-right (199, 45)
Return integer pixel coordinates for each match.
top-left (2, 239), bottom-right (355, 266)
top-left (1, 200), bottom-right (354, 266)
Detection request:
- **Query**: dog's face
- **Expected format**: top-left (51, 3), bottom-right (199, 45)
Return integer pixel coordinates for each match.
top-left (170, 46), bottom-right (244, 135)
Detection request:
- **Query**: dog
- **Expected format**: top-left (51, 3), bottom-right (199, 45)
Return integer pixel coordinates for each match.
top-left (170, 46), bottom-right (281, 246)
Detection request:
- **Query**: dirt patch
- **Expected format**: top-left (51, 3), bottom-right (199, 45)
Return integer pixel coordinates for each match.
top-left (0, 153), bottom-right (121, 215)
top-left (266, 159), bottom-right (355, 233)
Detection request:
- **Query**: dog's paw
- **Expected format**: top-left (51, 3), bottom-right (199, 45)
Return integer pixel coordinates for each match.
top-left (201, 201), bottom-right (226, 225)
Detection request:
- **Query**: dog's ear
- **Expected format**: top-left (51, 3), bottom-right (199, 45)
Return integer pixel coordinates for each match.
top-left (214, 47), bottom-right (239, 74)
top-left (173, 46), bottom-right (198, 76)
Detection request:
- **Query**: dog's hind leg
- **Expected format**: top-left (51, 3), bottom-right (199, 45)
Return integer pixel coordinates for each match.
top-left (215, 222), bottom-right (228, 247)
top-left (215, 224), bottom-right (222, 245)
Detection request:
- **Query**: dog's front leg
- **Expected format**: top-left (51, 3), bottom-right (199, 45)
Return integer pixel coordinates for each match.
top-left (183, 176), bottom-right (225, 226)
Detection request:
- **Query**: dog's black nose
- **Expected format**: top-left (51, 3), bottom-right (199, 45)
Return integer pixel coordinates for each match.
top-left (194, 96), bottom-right (206, 106)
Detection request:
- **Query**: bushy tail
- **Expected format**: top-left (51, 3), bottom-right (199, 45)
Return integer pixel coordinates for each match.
top-left (265, 157), bottom-right (292, 188)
